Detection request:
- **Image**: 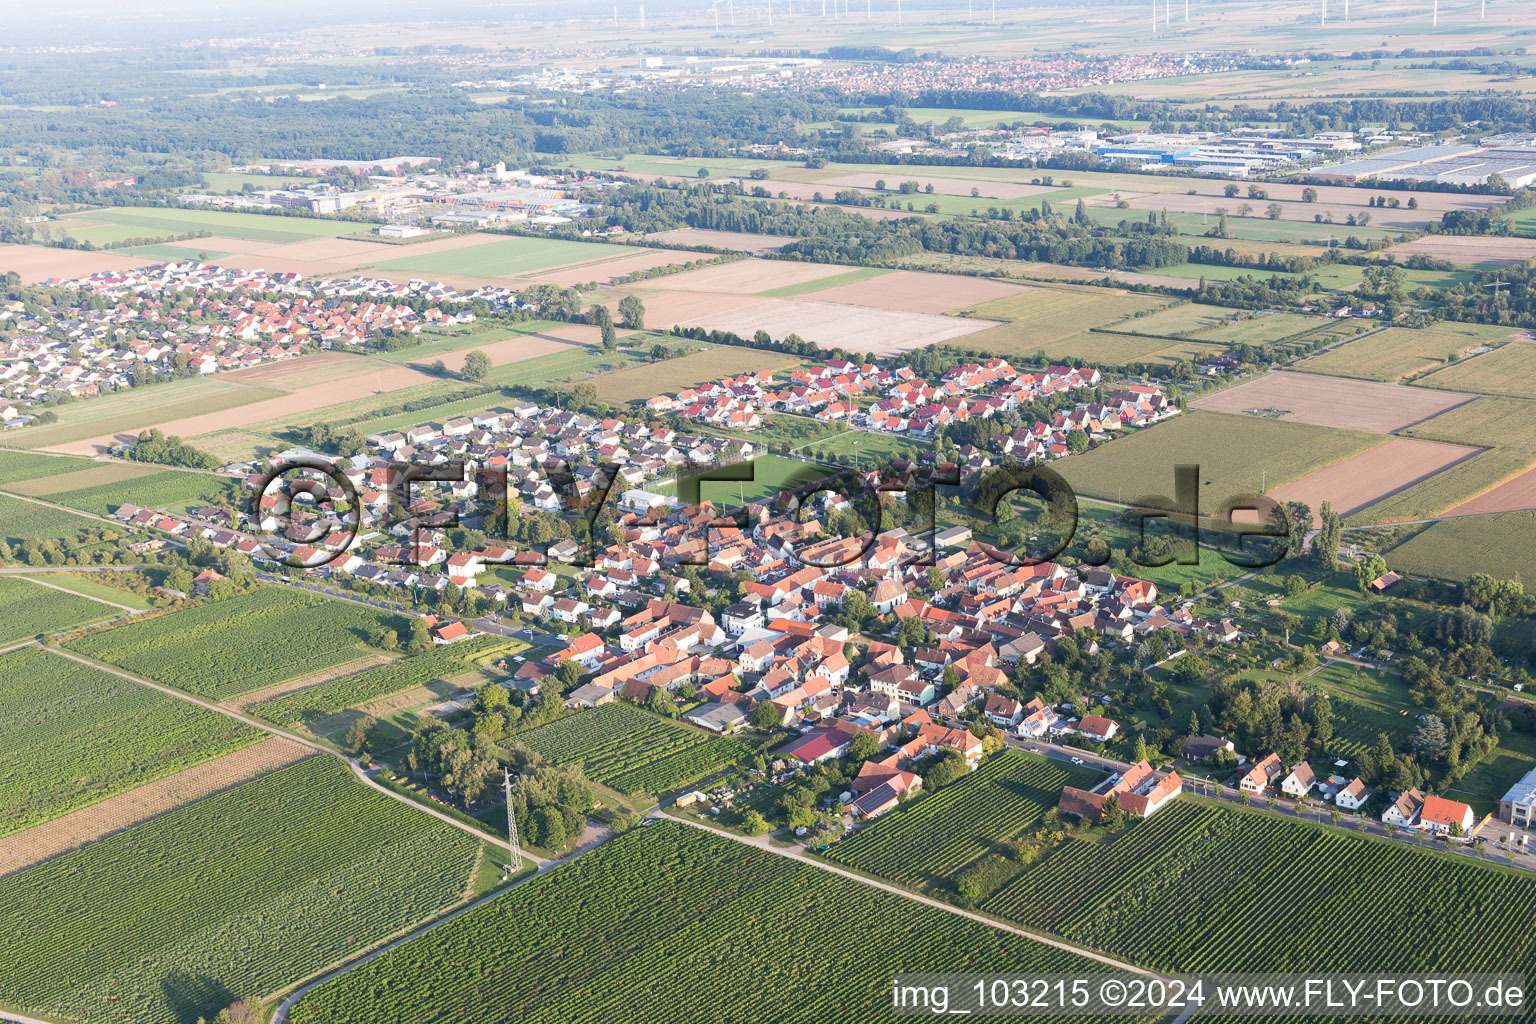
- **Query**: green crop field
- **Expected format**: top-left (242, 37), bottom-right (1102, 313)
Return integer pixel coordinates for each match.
top-left (4, 376), bottom-right (281, 449)
top-left (367, 236), bottom-right (632, 277)
top-left (42, 468), bottom-right (223, 517)
top-left (1109, 302), bottom-right (1252, 337)
top-left (1299, 324), bottom-right (1520, 383)
top-left (582, 346), bottom-right (799, 405)
top-left (0, 493), bottom-right (103, 546)
top-left (826, 751), bottom-right (1099, 892)
top-left (983, 800), bottom-right (1536, 978)
top-left (288, 821), bottom-right (1132, 1024)
top-left (0, 756), bottom-right (481, 1024)
top-left (59, 205), bottom-right (349, 245)
top-left (0, 645), bottom-right (260, 836)
top-left (42, 571), bottom-right (154, 610)
top-left (1194, 312), bottom-right (1322, 346)
top-left (1386, 511), bottom-right (1536, 583)
top-left (0, 576), bottom-right (120, 646)
top-left (957, 286), bottom-right (1176, 358)
top-left (757, 266), bottom-right (890, 297)
top-left (252, 636), bottom-right (522, 725)
top-left (1053, 411), bottom-right (1381, 509)
top-left (67, 587), bottom-right (405, 699)
top-left (514, 702), bottom-right (750, 795)
top-left (0, 449), bottom-right (89, 486)
top-left (1415, 337), bottom-right (1536, 399)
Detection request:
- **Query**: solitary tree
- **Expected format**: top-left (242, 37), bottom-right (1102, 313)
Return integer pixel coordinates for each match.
top-left (461, 349), bottom-right (491, 382)
top-left (617, 293), bottom-right (645, 329)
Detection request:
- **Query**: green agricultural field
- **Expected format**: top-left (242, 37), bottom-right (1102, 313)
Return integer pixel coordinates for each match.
top-left (1447, 729), bottom-right (1536, 817)
top-left (0, 493), bottom-right (103, 545)
top-left (367, 236), bottom-right (633, 277)
top-left (1194, 312), bottom-right (1322, 346)
top-left (0, 757), bottom-right (481, 1024)
top-left (1111, 302), bottom-right (1253, 337)
top-left (42, 468), bottom-right (223, 517)
top-left (288, 821), bottom-right (1131, 1024)
top-left (40, 571), bottom-right (154, 610)
top-left (483, 344), bottom-right (647, 389)
top-left (1385, 511), bottom-right (1536, 583)
top-left (756, 266), bottom-right (890, 297)
top-left (1, 459), bottom-right (163, 497)
top-left (514, 703), bottom-right (750, 795)
top-left (67, 586), bottom-right (406, 700)
top-left (984, 799), bottom-right (1536, 977)
top-left (826, 751), bottom-right (1099, 894)
top-left (373, 318), bottom-right (564, 364)
top-left (252, 636), bottom-right (522, 725)
top-left (0, 449), bottom-right (90, 486)
top-left (1415, 337), bottom-right (1536, 399)
top-left (58, 206), bottom-right (349, 245)
top-left (1299, 323), bottom-right (1521, 383)
top-left (1053, 411), bottom-right (1381, 509)
top-left (5, 376), bottom-right (281, 449)
top-left (581, 346), bottom-right (799, 405)
top-left (956, 285), bottom-right (1176, 359)
top-left (0, 645), bottom-right (260, 836)
top-left (0, 575), bottom-right (121, 646)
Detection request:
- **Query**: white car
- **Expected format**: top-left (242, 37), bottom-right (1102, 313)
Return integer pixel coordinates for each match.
top-left (1070, 756), bottom-right (1085, 765)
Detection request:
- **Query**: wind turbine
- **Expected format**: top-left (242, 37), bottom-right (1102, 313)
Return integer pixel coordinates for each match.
top-left (990, 0), bottom-right (994, 21)
top-left (1166, 0), bottom-right (1171, 26)
top-left (640, 4), bottom-right (646, 27)
top-left (711, 0), bottom-right (720, 29)
top-left (729, 0), bottom-right (735, 25)
top-left (1184, 0), bottom-right (1188, 20)
top-left (896, 0), bottom-right (902, 23)
top-left (1321, 0), bottom-right (1326, 26)
top-left (1433, 0), bottom-right (1438, 25)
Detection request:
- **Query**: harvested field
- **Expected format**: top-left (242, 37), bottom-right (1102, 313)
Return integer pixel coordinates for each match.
top-left (1055, 410), bottom-right (1381, 510)
top-left (529, 248), bottom-right (698, 286)
top-left (219, 349), bottom-right (363, 385)
top-left (414, 327), bottom-right (594, 373)
top-left (583, 347), bottom-right (799, 405)
top-left (814, 172), bottom-right (1056, 199)
top-left (1446, 466), bottom-right (1536, 516)
top-left (1189, 371), bottom-right (1476, 433)
top-left (0, 245), bottom-right (153, 284)
top-left (246, 236), bottom-right (391, 264)
top-left (1387, 235), bottom-right (1536, 266)
top-left (810, 270), bottom-right (1029, 315)
top-left (676, 296), bottom-right (1002, 355)
top-left (1270, 437), bottom-right (1480, 521)
top-left (643, 228), bottom-right (792, 252)
top-left (1416, 339), bottom-right (1536, 399)
top-left (0, 737), bottom-right (313, 878)
top-left (229, 654), bottom-right (399, 710)
top-left (59, 363), bottom-right (438, 455)
top-left (637, 259), bottom-right (858, 294)
top-left (1297, 323), bottom-right (1520, 382)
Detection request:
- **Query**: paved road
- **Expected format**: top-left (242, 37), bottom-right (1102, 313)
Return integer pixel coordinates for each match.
top-left (658, 810), bottom-right (1159, 977)
top-left (38, 646), bottom-right (536, 864)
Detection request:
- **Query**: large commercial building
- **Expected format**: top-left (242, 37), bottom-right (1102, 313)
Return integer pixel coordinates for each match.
top-left (1498, 765), bottom-right (1536, 827)
top-left (1312, 140), bottom-right (1536, 189)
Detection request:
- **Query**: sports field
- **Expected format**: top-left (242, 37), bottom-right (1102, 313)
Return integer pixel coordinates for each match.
top-left (1415, 338), bottom-right (1536, 399)
top-left (1052, 410), bottom-right (1381, 510)
top-left (1297, 324), bottom-right (1519, 383)
top-left (367, 236), bottom-right (634, 277)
